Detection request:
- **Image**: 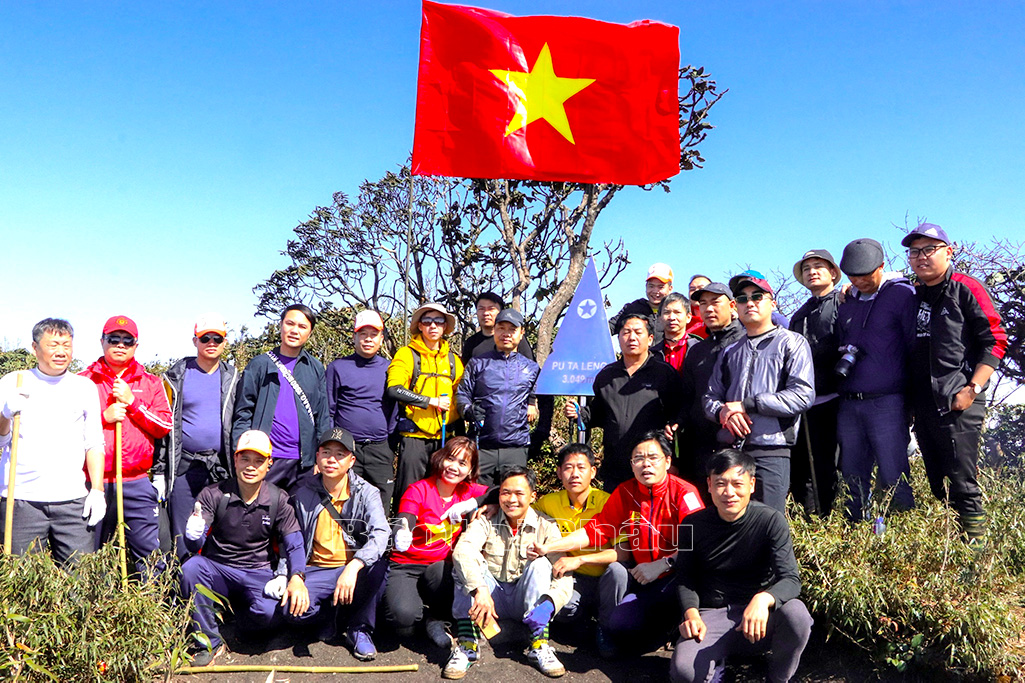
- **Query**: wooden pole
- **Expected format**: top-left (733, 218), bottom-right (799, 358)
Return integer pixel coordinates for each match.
top-left (178, 663), bottom-right (419, 675)
top-left (3, 372), bottom-right (23, 554)
top-left (114, 419), bottom-right (128, 589)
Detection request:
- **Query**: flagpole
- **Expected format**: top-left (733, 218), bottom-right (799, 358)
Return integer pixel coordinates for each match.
top-left (404, 167), bottom-right (413, 344)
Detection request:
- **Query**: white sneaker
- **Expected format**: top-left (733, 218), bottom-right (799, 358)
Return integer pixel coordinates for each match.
top-left (442, 640), bottom-right (478, 679)
top-left (426, 618), bottom-right (454, 649)
top-left (527, 641), bottom-right (566, 678)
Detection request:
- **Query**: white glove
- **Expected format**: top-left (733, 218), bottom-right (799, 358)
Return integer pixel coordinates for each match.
top-left (151, 474), bottom-right (166, 503)
top-left (394, 518), bottom-right (413, 552)
top-left (82, 489), bottom-right (107, 528)
top-left (263, 575), bottom-right (287, 599)
top-left (1, 388), bottom-right (30, 419)
top-left (185, 502), bottom-right (207, 541)
top-left (446, 498), bottom-right (478, 524)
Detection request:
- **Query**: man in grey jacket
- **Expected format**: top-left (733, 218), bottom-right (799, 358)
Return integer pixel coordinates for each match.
top-left (283, 428), bottom-right (390, 660)
top-left (704, 276), bottom-right (815, 513)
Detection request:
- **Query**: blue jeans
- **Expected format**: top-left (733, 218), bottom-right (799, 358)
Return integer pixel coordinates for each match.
top-left (453, 556), bottom-right (553, 629)
top-left (838, 393), bottom-right (915, 521)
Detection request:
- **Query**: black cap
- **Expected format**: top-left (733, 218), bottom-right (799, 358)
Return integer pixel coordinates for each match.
top-left (494, 308), bottom-right (525, 328)
top-left (690, 282), bottom-right (734, 302)
top-left (318, 428), bottom-right (355, 453)
top-left (839, 238), bottom-right (885, 276)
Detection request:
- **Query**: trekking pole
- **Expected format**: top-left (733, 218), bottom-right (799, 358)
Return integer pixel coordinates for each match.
top-left (440, 393), bottom-right (448, 448)
top-left (115, 414), bottom-right (128, 589)
top-left (3, 372), bottom-right (23, 555)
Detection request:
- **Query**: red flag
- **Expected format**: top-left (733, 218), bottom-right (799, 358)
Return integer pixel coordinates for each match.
top-left (412, 1), bottom-right (680, 185)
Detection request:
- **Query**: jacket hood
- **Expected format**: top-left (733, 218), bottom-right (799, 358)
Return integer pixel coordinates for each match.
top-left (408, 334), bottom-right (451, 357)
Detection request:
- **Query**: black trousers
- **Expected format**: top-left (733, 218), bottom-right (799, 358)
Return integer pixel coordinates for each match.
top-left (382, 559), bottom-right (455, 633)
top-left (790, 399), bottom-right (839, 516)
top-left (912, 395), bottom-right (986, 517)
top-left (477, 446), bottom-right (529, 487)
top-left (353, 439), bottom-right (395, 514)
top-left (393, 436), bottom-right (443, 513)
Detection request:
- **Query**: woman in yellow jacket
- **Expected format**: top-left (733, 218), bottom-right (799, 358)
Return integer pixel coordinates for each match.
top-left (387, 303), bottom-right (464, 511)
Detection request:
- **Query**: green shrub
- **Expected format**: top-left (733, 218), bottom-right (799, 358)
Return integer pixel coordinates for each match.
top-left (0, 544), bottom-right (190, 682)
top-left (791, 459), bottom-right (1025, 677)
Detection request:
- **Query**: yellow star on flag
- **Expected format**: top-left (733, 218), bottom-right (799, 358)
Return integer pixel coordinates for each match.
top-left (424, 521), bottom-right (458, 546)
top-left (490, 43), bottom-right (595, 144)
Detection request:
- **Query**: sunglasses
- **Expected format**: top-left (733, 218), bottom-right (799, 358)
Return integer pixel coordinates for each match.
top-left (104, 334), bottom-right (136, 347)
top-left (735, 292), bottom-right (769, 305)
top-left (420, 317), bottom-right (447, 327)
top-left (199, 334), bottom-right (225, 344)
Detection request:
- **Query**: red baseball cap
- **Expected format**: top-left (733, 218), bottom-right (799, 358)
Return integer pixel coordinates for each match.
top-left (102, 315), bottom-right (139, 338)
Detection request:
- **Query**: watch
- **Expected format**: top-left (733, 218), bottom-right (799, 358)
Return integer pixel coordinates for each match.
top-left (969, 382), bottom-right (983, 396)
top-left (665, 555), bottom-right (676, 569)
top-left (290, 571), bottom-right (306, 581)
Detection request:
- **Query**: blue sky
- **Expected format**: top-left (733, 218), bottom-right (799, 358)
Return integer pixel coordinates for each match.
top-left (2, 1), bottom-right (1022, 362)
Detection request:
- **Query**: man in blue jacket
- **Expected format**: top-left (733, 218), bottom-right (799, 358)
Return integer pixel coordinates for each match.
top-left (457, 309), bottom-right (540, 486)
top-left (232, 304), bottom-right (329, 492)
top-left (836, 238), bottom-right (917, 521)
top-left (283, 428), bottom-right (390, 660)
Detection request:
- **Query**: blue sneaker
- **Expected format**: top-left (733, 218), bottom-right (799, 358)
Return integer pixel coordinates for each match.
top-left (344, 629), bottom-right (377, 661)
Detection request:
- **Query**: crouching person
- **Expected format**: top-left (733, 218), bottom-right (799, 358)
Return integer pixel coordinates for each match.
top-left (445, 466), bottom-right (572, 679)
top-left (671, 449), bottom-right (812, 683)
top-left (283, 428), bottom-right (389, 660)
top-left (180, 430), bottom-right (309, 667)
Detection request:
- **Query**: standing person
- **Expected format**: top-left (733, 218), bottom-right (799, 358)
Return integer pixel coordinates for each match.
top-left (155, 314), bottom-right (239, 560)
top-left (457, 309), bottom-right (540, 486)
top-left (686, 274), bottom-right (712, 339)
top-left (609, 263), bottom-right (674, 344)
top-left (0, 318), bottom-right (106, 563)
top-left (704, 277), bottom-right (816, 513)
top-left (386, 303), bottom-right (463, 507)
top-left (788, 249), bottom-right (843, 516)
top-left (285, 429), bottom-right (390, 660)
top-left (81, 315), bottom-right (172, 572)
top-left (565, 314), bottom-right (684, 491)
top-left (180, 430), bottom-right (308, 667)
top-left (835, 239), bottom-right (917, 521)
top-left (384, 437), bottom-right (487, 645)
top-left (446, 466), bottom-right (572, 679)
top-left (678, 283), bottom-right (745, 492)
top-left (651, 292), bottom-right (700, 373)
top-left (903, 223), bottom-right (1008, 545)
top-left (232, 304), bottom-right (329, 492)
top-left (325, 310), bottom-right (398, 511)
top-left (670, 449), bottom-right (813, 683)
top-left (461, 292), bottom-right (535, 363)
top-left (529, 432), bottom-right (705, 658)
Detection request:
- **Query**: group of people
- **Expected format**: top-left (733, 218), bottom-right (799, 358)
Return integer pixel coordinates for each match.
top-left (0, 221), bottom-right (1007, 680)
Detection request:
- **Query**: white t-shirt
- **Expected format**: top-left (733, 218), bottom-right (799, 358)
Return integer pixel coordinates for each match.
top-left (0, 368), bottom-right (104, 502)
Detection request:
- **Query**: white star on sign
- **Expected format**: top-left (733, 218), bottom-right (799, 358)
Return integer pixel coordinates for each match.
top-left (577, 299), bottom-right (597, 319)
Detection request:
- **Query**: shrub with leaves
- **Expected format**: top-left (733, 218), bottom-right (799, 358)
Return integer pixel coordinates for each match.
top-left (0, 544), bottom-right (190, 682)
top-left (791, 459), bottom-right (1025, 677)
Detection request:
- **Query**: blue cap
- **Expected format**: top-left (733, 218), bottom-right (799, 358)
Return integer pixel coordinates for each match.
top-left (901, 223), bottom-right (950, 248)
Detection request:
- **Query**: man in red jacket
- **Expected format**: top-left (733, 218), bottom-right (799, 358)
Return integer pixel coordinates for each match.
top-left (530, 430), bottom-right (704, 657)
top-left (81, 315), bottom-right (172, 574)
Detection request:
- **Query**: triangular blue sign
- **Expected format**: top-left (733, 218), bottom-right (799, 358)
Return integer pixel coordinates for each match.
top-left (534, 257), bottom-right (617, 396)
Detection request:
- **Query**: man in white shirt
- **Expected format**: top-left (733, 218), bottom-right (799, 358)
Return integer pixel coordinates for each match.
top-left (0, 318), bottom-right (107, 564)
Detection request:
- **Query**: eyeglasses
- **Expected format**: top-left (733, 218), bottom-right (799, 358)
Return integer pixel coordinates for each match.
top-left (907, 245), bottom-right (944, 259)
top-left (735, 292), bottom-right (769, 305)
top-left (630, 454), bottom-right (665, 466)
top-left (420, 317), bottom-right (446, 327)
top-left (198, 334), bottom-right (225, 344)
top-left (104, 334), bottom-right (136, 347)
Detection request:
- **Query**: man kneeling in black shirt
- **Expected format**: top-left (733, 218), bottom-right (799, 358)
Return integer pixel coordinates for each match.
top-left (671, 449), bottom-right (813, 683)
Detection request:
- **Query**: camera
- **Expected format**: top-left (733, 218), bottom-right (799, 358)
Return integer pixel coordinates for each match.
top-left (835, 344), bottom-right (861, 378)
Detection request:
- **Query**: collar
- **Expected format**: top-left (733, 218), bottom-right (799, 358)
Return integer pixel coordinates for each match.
top-left (227, 478), bottom-right (273, 508)
top-left (498, 506), bottom-right (540, 532)
top-left (558, 488), bottom-right (593, 511)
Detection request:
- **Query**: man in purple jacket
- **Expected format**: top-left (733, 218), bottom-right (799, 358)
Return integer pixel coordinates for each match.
top-left (836, 238), bottom-right (917, 521)
top-left (325, 311), bottom-right (397, 511)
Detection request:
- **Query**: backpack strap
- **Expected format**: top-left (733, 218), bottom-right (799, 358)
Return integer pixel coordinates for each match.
top-left (215, 480), bottom-right (232, 521)
top-left (409, 348), bottom-right (457, 391)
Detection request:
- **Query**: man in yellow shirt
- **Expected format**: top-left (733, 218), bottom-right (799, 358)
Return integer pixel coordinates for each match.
top-left (285, 429), bottom-right (390, 660)
top-left (534, 444), bottom-right (621, 645)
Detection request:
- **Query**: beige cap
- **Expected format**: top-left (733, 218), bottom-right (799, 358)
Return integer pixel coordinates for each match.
top-left (354, 310), bottom-right (384, 331)
top-left (194, 313), bottom-right (227, 337)
top-left (409, 302), bottom-right (457, 337)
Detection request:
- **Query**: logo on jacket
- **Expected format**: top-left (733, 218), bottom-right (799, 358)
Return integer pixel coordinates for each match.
top-left (262, 514), bottom-right (272, 527)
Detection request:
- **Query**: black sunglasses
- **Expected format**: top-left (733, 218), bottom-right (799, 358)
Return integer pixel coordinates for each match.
top-left (199, 334), bottom-right (225, 344)
top-left (735, 292), bottom-right (769, 305)
top-left (104, 334), bottom-right (136, 347)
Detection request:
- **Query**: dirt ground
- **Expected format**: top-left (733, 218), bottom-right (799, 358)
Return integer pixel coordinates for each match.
top-left (173, 619), bottom-right (950, 683)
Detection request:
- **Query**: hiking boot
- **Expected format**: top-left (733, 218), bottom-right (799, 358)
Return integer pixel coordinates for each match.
top-left (595, 625), bottom-right (617, 659)
top-left (189, 643), bottom-right (225, 667)
top-left (426, 618), bottom-right (454, 649)
top-left (442, 639), bottom-right (479, 679)
top-left (527, 640), bottom-right (566, 678)
top-left (344, 629), bottom-right (377, 661)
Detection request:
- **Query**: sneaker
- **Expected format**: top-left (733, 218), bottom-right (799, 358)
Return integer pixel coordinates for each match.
top-left (527, 640), bottom-right (566, 678)
top-left (709, 659), bottom-right (726, 683)
top-left (426, 618), bottom-right (454, 649)
top-left (189, 643), bottom-right (225, 667)
top-left (442, 639), bottom-right (479, 679)
top-left (344, 629), bottom-right (377, 661)
top-left (595, 626), bottom-right (617, 659)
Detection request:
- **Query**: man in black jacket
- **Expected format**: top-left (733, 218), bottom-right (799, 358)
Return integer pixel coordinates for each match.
top-left (788, 249), bottom-right (842, 516)
top-left (155, 315), bottom-right (239, 560)
top-left (678, 283), bottom-right (745, 496)
top-left (904, 223), bottom-right (1008, 545)
top-left (609, 263), bottom-right (674, 344)
top-left (670, 449), bottom-right (812, 683)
